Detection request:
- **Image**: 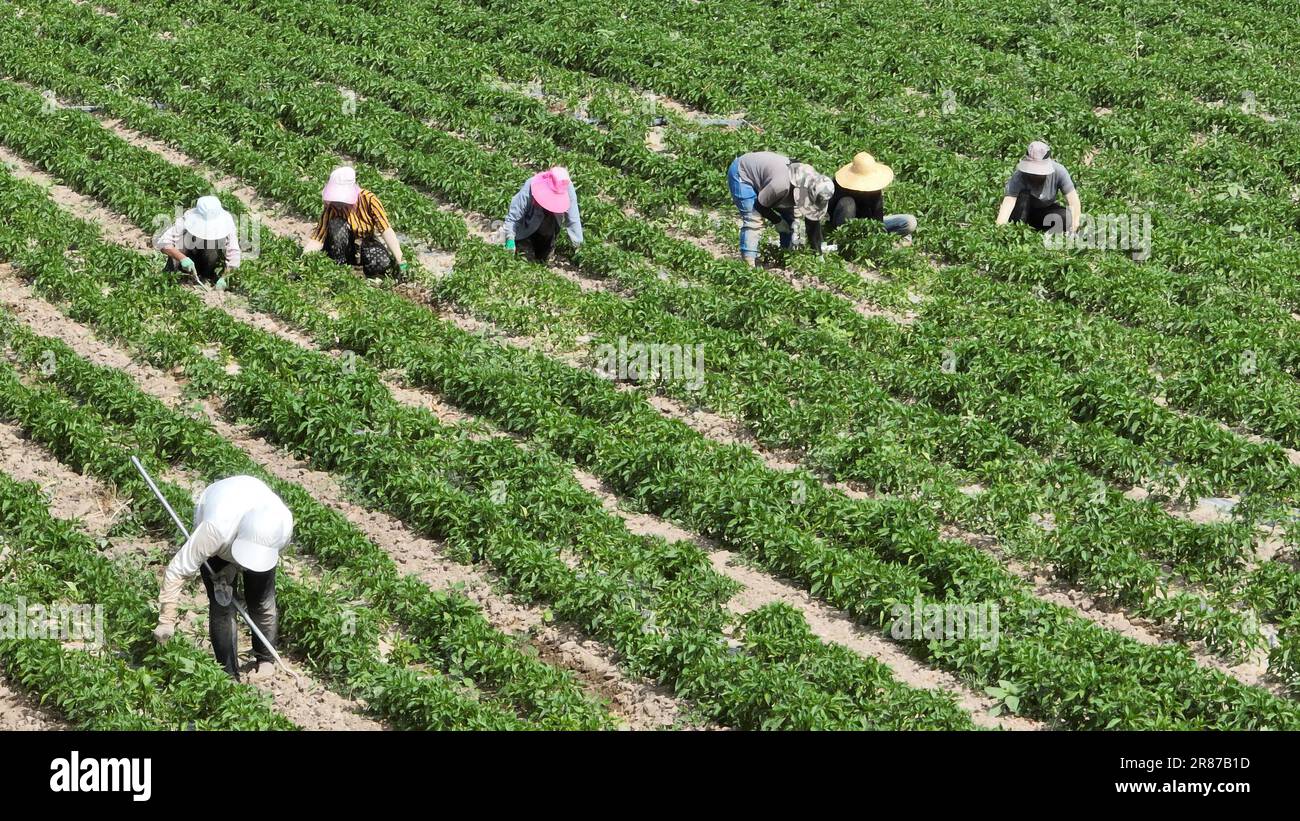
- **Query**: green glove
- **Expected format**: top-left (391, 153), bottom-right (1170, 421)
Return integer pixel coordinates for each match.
top-left (214, 277), bottom-right (228, 291)
top-left (504, 237), bottom-right (516, 251)
top-left (178, 256), bottom-right (195, 273)
top-left (398, 262), bottom-right (410, 276)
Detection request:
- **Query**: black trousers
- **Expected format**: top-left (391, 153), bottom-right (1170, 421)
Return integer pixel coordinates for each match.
top-left (1008, 192), bottom-right (1069, 233)
top-left (324, 217), bottom-right (394, 277)
top-left (522, 213), bottom-right (558, 263)
top-left (165, 246), bottom-right (225, 284)
top-left (201, 557), bottom-right (277, 679)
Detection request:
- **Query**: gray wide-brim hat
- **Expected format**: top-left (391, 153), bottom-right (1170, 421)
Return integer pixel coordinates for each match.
top-left (1016, 140), bottom-right (1054, 175)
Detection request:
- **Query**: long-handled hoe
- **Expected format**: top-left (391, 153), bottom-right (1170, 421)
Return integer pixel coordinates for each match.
top-left (130, 456), bottom-right (303, 689)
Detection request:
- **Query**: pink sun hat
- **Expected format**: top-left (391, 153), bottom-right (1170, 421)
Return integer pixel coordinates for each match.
top-left (530, 166), bottom-right (572, 214)
top-left (322, 166), bottom-right (361, 205)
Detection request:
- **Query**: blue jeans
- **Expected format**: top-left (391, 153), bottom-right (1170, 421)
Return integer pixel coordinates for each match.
top-left (728, 158), bottom-right (794, 260)
top-left (882, 214), bottom-right (918, 236)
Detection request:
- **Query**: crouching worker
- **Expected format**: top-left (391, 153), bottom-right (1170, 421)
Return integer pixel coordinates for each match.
top-left (153, 475), bottom-right (293, 681)
top-left (727, 151), bottom-right (833, 265)
top-left (303, 165), bottom-right (407, 277)
top-left (502, 165), bottom-right (583, 264)
top-left (155, 195), bottom-right (241, 289)
top-left (995, 140), bottom-right (1080, 234)
top-left (830, 152), bottom-right (917, 240)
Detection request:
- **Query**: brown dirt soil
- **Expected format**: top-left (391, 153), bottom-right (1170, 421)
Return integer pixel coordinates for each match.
top-left (173, 559), bottom-right (386, 731)
top-left (0, 676), bottom-right (68, 730)
top-left (0, 420), bottom-right (130, 537)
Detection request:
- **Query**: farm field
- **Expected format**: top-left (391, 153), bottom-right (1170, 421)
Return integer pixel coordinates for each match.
top-left (0, 0), bottom-right (1298, 732)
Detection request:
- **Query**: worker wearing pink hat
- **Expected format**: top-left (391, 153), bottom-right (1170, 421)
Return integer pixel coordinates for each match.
top-left (304, 166), bottom-right (408, 277)
top-left (501, 166), bottom-right (584, 265)
top-left (995, 140), bottom-right (1081, 234)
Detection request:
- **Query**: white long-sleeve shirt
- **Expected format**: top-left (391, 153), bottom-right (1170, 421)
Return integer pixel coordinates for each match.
top-left (158, 476), bottom-right (292, 606)
top-left (154, 219), bottom-right (242, 268)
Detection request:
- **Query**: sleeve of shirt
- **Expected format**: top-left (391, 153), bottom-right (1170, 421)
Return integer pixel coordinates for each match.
top-left (565, 188), bottom-right (583, 246)
top-left (754, 201), bottom-right (784, 225)
top-left (501, 181), bottom-right (532, 240)
top-left (365, 192), bottom-right (391, 234)
top-left (311, 207), bottom-right (330, 242)
top-left (158, 520), bottom-right (226, 606)
top-left (1055, 164), bottom-right (1076, 196)
top-left (756, 180), bottom-right (789, 209)
top-left (1004, 172), bottom-right (1025, 197)
top-left (154, 219), bottom-right (183, 251)
top-left (804, 218), bottom-right (823, 252)
top-left (224, 223), bottom-right (242, 269)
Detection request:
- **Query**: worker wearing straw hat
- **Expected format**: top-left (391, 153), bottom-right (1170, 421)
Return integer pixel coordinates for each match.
top-left (303, 166), bottom-right (408, 278)
top-left (995, 140), bottom-right (1081, 234)
top-left (153, 475), bottom-right (293, 681)
top-left (727, 151), bottom-right (833, 265)
top-left (829, 152), bottom-right (917, 240)
top-left (155, 195), bottom-right (241, 289)
top-left (501, 165), bottom-right (584, 265)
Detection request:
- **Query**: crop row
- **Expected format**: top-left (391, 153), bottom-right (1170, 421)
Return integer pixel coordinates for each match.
top-left (0, 54), bottom-right (1289, 661)
top-left (0, 160), bottom-right (983, 731)
top-left (7, 94), bottom-right (1300, 722)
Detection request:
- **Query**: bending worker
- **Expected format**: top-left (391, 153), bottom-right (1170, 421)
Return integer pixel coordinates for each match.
top-left (155, 195), bottom-right (241, 289)
top-left (502, 165), bottom-right (583, 265)
top-left (727, 151), bottom-right (833, 265)
top-left (995, 140), bottom-right (1081, 234)
top-left (153, 475), bottom-right (293, 681)
top-left (829, 152), bottom-right (917, 239)
top-left (304, 165), bottom-right (408, 277)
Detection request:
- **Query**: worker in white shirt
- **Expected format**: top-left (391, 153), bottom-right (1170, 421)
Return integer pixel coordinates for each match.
top-left (154, 195), bottom-right (241, 288)
top-left (153, 475), bottom-right (293, 680)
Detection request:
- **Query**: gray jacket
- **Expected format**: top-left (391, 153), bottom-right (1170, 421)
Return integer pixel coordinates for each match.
top-left (502, 179), bottom-right (584, 245)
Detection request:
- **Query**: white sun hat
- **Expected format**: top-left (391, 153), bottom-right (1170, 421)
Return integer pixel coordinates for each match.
top-left (230, 504), bottom-right (293, 573)
top-left (183, 195), bottom-right (237, 241)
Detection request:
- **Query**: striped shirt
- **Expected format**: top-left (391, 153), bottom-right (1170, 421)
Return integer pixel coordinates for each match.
top-left (312, 189), bottom-right (391, 241)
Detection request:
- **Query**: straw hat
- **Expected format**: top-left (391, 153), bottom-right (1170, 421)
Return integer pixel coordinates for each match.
top-left (835, 152), bottom-right (895, 193)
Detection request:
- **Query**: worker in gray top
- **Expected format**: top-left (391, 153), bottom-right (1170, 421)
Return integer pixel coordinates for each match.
top-left (995, 140), bottom-right (1081, 234)
top-left (501, 166), bottom-right (583, 265)
top-left (153, 475), bottom-right (293, 680)
top-left (727, 151), bottom-right (833, 265)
